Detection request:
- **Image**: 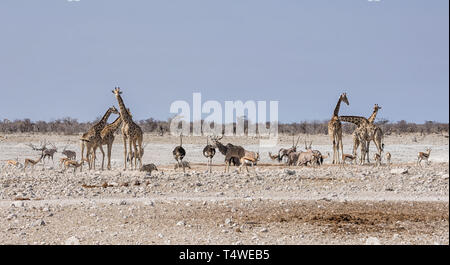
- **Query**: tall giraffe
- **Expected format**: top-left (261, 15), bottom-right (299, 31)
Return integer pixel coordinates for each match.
top-left (339, 112), bottom-right (384, 164)
top-left (80, 106), bottom-right (119, 170)
top-left (99, 108), bottom-right (132, 170)
top-left (347, 104), bottom-right (382, 164)
top-left (112, 87), bottom-right (143, 170)
top-left (328, 93), bottom-right (349, 164)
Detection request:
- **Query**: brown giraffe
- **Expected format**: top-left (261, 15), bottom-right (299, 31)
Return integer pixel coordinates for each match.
top-left (80, 106), bottom-right (119, 170)
top-left (342, 104), bottom-right (383, 164)
top-left (112, 87), bottom-right (143, 170)
top-left (339, 114), bottom-right (384, 164)
top-left (98, 108), bottom-right (132, 170)
top-left (328, 93), bottom-right (349, 164)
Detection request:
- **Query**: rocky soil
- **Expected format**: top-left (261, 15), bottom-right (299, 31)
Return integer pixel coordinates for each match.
top-left (0, 133), bottom-right (448, 244)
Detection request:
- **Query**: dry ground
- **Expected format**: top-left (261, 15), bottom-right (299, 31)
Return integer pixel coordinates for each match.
top-left (0, 133), bottom-right (448, 245)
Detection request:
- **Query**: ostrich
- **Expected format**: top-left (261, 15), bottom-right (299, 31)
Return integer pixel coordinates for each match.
top-left (203, 137), bottom-right (216, 173)
top-left (173, 134), bottom-right (187, 173)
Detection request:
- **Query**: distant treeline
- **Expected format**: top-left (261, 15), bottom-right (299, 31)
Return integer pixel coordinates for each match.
top-left (0, 117), bottom-right (448, 135)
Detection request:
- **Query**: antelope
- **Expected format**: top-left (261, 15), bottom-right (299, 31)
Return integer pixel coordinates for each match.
top-left (59, 157), bottom-right (71, 168)
top-left (210, 135), bottom-right (240, 166)
top-left (417, 148), bottom-right (431, 166)
top-left (64, 159), bottom-right (88, 174)
top-left (287, 151), bottom-right (300, 166)
top-left (304, 140), bottom-right (326, 166)
top-left (43, 142), bottom-right (57, 164)
top-left (24, 154), bottom-right (44, 171)
top-left (62, 144), bottom-right (77, 160)
top-left (385, 152), bottom-right (391, 166)
top-left (6, 159), bottom-right (22, 168)
top-left (24, 142), bottom-right (47, 170)
top-left (210, 136), bottom-right (247, 173)
top-left (174, 161), bottom-right (191, 170)
top-left (173, 134), bottom-right (187, 173)
top-left (278, 135), bottom-right (300, 163)
top-left (296, 150), bottom-right (320, 167)
top-left (203, 137), bottom-right (216, 173)
top-left (140, 163), bottom-right (158, 175)
top-left (242, 150), bottom-right (260, 167)
top-left (268, 152), bottom-right (280, 161)
top-left (342, 154), bottom-right (356, 165)
top-left (373, 153), bottom-right (381, 167)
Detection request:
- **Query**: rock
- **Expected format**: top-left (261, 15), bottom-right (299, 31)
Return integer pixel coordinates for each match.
top-left (225, 218), bottom-right (232, 225)
top-left (390, 168), bottom-right (408, 174)
top-left (442, 174), bottom-right (449, 180)
top-left (6, 214), bottom-right (17, 220)
top-left (119, 200), bottom-right (127, 205)
top-left (144, 201), bottom-right (154, 206)
top-left (65, 236), bottom-right (80, 245)
top-left (284, 169), bottom-right (296, 175)
top-left (365, 237), bottom-right (381, 245)
top-left (260, 227), bottom-right (268, 233)
top-left (176, 221), bottom-right (186, 226)
top-left (33, 219), bottom-right (46, 226)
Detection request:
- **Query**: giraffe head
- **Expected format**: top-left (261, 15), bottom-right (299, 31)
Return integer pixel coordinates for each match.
top-left (340, 93), bottom-right (349, 106)
top-left (373, 104), bottom-right (382, 111)
top-left (112, 87), bottom-right (123, 96)
top-left (110, 106), bottom-right (120, 115)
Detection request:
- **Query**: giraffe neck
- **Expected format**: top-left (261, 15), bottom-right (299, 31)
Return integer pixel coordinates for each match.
top-left (115, 94), bottom-right (132, 124)
top-left (97, 108), bottom-right (114, 128)
top-left (339, 116), bottom-right (369, 127)
top-left (367, 108), bottom-right (379, 124)
top-left (105, 116), bottom-right (122, 132)
top-left (333, 97), bottom-right (343, 117)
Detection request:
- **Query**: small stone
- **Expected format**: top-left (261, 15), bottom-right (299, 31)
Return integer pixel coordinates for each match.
top-left (365, 237), bottom-right (381, 245)
top-left (65, 236), bottom-right (80, 245)
top-left (176, 221), bottom-right (186, 226)
top-left (225, 218), bottom-right (232, 225)
top-left (442, 174), bottom-right (449, 180)
top-left (33, 219), bottom-right (46, 226)
top-left (119, 200), bottom-right (127, 205)
top-left (260, 227), bottom-right (268, 233)
top-left (6, 214), bottom-right (17, 220)
top-left (390, 168), bottom-right (408, 174)
top-left (284, 169), bottom-right (296, 175)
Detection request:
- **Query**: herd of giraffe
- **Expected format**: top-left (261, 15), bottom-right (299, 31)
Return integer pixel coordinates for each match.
top-left (327, 92), bottom-right (387, 166)
top-left (5, 89), bottom-right (433, 173)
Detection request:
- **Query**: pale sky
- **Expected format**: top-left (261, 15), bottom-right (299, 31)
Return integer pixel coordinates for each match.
top-left (0, 0), bottom-right (448, 123)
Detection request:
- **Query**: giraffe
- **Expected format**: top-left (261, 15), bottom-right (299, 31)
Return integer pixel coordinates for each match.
top-left (98, 108), bottom-right (132, 170)
top-left (345, 104), bottom-right (382, 164)
top-left (339, 115), bottom-right (384, 164)
top-left (112, 87), bottom-right (143, 170)
top-left (80, 106), bottom-right (119, 170)
top-left (346, 104), bottom-right (383, 164)
top-left (328, 93), bottom-right (350, 164)
top-left (99, 116), bottom-right (122, 170)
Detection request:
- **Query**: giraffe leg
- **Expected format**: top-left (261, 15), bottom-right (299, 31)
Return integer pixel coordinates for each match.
top-left (128, 139), bottom-right (133, 170)
top-left (107, 143), bottom-right (112, 170)
top-left (132, 140), bottom-right (138, 170)
top-left (332, 140), bottom-right (337, 164)
top-left (137, 137), bottom-right (143, 169)
top-left (123, 136), bottom-right (128, 171)
top-left (98, 145), bottom-right (105, 171)
top-left (367, 141), bottom-right (371, 163)
top-left (81, 141), bottom-right (84, 170)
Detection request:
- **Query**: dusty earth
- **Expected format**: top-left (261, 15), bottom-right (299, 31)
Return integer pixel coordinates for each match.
top-left (0, 133), bottom-right (448, 245)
